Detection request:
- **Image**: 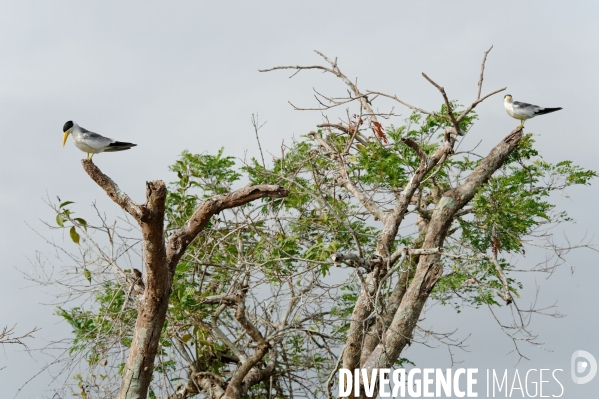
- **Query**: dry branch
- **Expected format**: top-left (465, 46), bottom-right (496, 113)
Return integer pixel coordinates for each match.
top-left (0, 325), bottom-right (39, 347)
top-left (421, 72), bottom-right (462, 135)
top-left (262, 50), bottom-right (388, 143)
top-left (477, 45), bottom-right (493, 100)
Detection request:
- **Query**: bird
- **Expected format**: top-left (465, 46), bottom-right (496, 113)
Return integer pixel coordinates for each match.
top-left (62, 121), bottom-right (137, 159)
top-left (503, 95), bottom-right (562, 127)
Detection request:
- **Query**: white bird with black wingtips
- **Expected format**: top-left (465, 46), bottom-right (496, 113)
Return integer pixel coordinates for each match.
top-left (62, 121), bottom-right (137, 159)
top-left (503, 95), bottom-right (562, 127)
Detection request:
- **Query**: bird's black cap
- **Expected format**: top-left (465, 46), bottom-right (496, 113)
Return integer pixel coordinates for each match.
top-left (63, 121), bottom-right (74, 132)
top-left (504, 94), bottom-right (512, 99)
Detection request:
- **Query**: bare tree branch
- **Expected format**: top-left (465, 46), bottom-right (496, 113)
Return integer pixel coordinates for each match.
top-left (365, 91), bottom-right (447, 120)
top-left (0, 325), bottom-right (38, 347)
top-left (477, 45), bottom-right (493, 100)
top-left (421, 72), bottom-right (462, 135)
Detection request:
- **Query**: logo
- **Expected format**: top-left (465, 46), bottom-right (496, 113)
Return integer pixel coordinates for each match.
top-left (571, 350), bottom-right (597, 384)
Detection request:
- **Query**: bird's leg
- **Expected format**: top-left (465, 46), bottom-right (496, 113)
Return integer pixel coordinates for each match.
top-left (90, 153), bottom-right (94, 160)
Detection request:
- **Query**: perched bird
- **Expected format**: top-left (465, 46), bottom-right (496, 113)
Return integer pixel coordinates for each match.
top-left (62, 121), bottom-right (137, 159)
top-left (503, 95), bottom-right (562, 127)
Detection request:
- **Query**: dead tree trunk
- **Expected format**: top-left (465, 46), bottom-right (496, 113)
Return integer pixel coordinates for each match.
top-left (82, 160), bottom-right (289, 399)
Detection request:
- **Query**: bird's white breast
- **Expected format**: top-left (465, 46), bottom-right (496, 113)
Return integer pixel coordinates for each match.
top-left (73, 138), bottom-right (103, 154)
top-left (71, 129), bottom-right (108, 153)
top-left (504, 101), bottom-right (533, 120)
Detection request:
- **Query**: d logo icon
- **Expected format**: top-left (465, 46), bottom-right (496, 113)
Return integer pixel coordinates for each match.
top-left (571, 350), bottom-right (597, 384)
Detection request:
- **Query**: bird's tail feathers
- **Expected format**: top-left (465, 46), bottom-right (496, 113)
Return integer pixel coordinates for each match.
top-left (536, 107), bottom-right (563, 115)
top-left (105, 141), bottom-right (137, 152)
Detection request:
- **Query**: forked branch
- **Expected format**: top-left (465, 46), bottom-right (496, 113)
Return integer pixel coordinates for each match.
top-left (261, 50), bottom-right (388, 142)
top-left (368, 46), bottom-right (506, 132)
top-left (0, 325), bottom-right (39, 347)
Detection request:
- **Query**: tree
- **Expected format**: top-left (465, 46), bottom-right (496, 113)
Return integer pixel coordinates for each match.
top-left (28, 48), bottom-right (595, 399)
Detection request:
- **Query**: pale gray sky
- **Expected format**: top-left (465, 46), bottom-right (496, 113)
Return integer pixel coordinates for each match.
top-left (1, 1), bottom-right (598, 397)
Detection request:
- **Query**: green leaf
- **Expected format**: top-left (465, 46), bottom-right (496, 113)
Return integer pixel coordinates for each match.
top-left (83, 268), bottom-right (91, 284)
top-left (56, 214), bottom-right (64, 227)
top-left (70, 226), bottom-right (80, 244)
top-left (75, 218), bottom-right (88, 231)
top-left (181, 333), bottom-right (192, 343)
top-left (59, 201), bottom-right (75, 209)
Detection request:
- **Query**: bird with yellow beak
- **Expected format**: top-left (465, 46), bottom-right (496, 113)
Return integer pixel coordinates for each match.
top-left (62, 121), bottom-right (137, 159)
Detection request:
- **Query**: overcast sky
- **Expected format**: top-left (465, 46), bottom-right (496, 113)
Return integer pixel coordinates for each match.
top-left (1, 1), bottom-right (599, 397)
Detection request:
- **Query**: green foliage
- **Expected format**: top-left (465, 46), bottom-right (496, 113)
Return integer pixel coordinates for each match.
top-left (461, 134), bottom-right (596, 255)
top-left (165, 148), bottom-right (241, 230)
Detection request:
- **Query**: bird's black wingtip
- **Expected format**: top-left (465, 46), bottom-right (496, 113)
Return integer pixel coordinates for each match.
top-left (535, 107), bottom-right (562, 116)
top-left (108, 141), bottom-right (137, 148)
top-left (105, 141), bottom-right (137, 152)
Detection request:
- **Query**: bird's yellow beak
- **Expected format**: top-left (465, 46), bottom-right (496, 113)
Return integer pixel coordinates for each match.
top-left (62, 131), bottom-right (70, 147)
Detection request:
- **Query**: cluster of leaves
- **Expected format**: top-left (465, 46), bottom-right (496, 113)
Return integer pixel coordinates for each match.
top-left (55, 200), bottom-right (88, 246)
top-left (165, 149), bottom-right (242, 230)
